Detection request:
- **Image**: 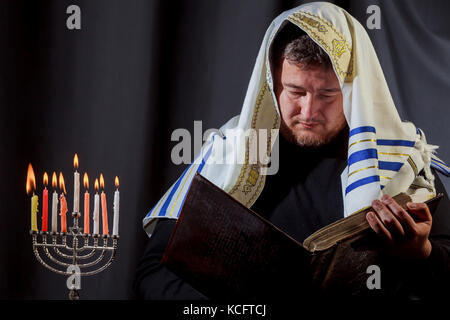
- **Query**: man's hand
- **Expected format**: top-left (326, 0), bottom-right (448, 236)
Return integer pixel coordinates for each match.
top-left (366, 194), bottom-right (432, 260)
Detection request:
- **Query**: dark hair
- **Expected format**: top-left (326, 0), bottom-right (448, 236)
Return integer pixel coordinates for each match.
top-left (270, 23), bottom-right (332, 71)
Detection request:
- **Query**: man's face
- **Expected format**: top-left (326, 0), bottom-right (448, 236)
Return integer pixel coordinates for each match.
top-left (275, 58), bottom-right (346, 147)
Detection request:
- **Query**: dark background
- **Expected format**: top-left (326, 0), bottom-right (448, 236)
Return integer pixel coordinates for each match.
top-left (1, 0), bottom-right (449, 299)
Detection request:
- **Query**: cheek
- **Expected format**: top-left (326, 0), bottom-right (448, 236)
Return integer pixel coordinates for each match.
top-left (278, 91), bottom-right (298, 119)
top-left (322, 100), bottom-right (345, 127)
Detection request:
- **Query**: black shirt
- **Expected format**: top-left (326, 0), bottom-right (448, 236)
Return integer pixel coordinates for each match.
top-left (134, 131), bottom-right (450, 299)
top-left (251, 127), bottom-right (349, 243)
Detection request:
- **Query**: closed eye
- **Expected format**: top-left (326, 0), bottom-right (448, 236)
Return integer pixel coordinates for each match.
top-left (318, 94), bottom-right (335, 99)
top-left (287, 91), bottom-right (306, 98)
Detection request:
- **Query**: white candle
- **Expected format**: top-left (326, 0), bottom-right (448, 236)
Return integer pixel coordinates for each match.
top-left (51, 191), bottom-right (58, 232)
top-left (93, 193), bottom-right (100, 234)
top-left (113, 189), bottom-right (120, 236)
top-left (74, 171), bottom-right (80, 213)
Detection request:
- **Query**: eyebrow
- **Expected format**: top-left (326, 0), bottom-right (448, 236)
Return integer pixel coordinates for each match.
top-left (284, 83), bottom-right (306, 90)
top-left (318, 88), bottom-right (341, 93)
top-left (284, 83), bottom-right (340, 93)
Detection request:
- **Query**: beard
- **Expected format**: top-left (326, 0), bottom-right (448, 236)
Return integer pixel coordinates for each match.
top-left (280, 117), bottom-right (347, 148)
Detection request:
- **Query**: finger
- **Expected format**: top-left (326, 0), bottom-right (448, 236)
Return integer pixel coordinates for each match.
top-left (366, 211), bottom-right (394, 244)
top-left (406, 202), bottom-right (432, 223)
top-left (372, 199), bottom-right (405, 238)
top-left (381, 195), bottom-right (416, 236)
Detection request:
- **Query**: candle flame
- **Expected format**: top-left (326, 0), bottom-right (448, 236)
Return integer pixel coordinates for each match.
top-left (83, 173), bottom-right (89, 189)
top-left (74, 153), bottom-right (79, 170)
top-left (26, 163), bottom-right (36, 195)
top-left (43, 172), bottom-right (48, 186)
top-left (115, 176), bottom-right (119, 188)
top-left (100, 173), bottom-right (105, 189)
top-left (95, 178), bottom-right (99, 192)
top-left (52, 172), bottom-right (57, 189)
top-left (59, 172), bottom-right (66, 194)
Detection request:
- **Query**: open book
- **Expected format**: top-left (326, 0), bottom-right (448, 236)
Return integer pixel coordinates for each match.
top-left (161, 173), bottom-right (443, 299)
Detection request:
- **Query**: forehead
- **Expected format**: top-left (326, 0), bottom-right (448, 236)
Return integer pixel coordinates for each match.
top-left (280, 59), bottom-right (340, 88)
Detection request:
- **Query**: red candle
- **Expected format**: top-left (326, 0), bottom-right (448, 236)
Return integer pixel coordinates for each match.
top-left (42, 172), bottom-right (49, 232)
top-left (84, 172), bottom-right (90, 234)
top-left (100, 174), bottom-right (109, 235)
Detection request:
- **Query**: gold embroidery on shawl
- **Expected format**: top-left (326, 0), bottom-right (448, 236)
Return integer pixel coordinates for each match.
top-left (243, 165), bottom-right (259, 194)
top-left (287, 11), bottom-right (354, 82)
top-left (229, 78), bottom-right (280, 206)
top-left (332, 39), bottom-right (347, 57)
top-left (407, 156), bottom-right (418, 176)
top-left (229, 82), bottom-right (268, 196)
top-left (296, 14), bottom-right (328, 33)
top-left (246, 114), bottom-right (280, 206)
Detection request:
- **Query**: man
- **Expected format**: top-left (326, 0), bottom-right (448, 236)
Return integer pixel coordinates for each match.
top-left (134, 3), bottom-right (450, 299)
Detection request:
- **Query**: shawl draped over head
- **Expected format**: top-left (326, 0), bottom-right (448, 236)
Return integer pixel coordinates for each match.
top-left (143, 2), bottom-right (449, 237)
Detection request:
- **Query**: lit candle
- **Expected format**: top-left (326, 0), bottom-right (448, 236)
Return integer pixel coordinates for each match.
top-left (51, 172), bottom-right (58, 232)
top-left (31, 193), bottom-right (39, 232)
top-left (42, 172), bottom-right (49, 232)
top-left (93, 178), bottom-right (100, 234)
top-left (59, 172), bottom-right (68, 233)
top-left (26, 164), bottom-right (38, 232)
top-left (100, 174), bottom-right (109, 235)
top-left (73, 154), bottom-right (80, 213)
top-left (83, 173), bottom-right (90, 234)
top-left (113, 176), bottom-right (120, 236)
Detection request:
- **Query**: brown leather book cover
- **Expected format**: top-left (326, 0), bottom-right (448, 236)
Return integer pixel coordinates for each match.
top-left (161, 173), bottom-right (443, 299)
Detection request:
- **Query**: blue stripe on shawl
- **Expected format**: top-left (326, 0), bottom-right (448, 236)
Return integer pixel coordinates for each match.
top-left (431, 160), bottom-right (450, 177)
top-left (345, 175), bottom-right (380, 194)
top-left (157, 142), bottom-right (215, 217)
top-left (349, 126), bottom-right (376, 137)
top-left (376, 139), bottom-right (415, 147)
top-left (432, 157), bottom-right (448, 167)
top-left (378, 161), bottom-right (403, 172)
top-left (174, 144), bottom-right (215, 218)
top-left (348, 149), bottom-right (378, 166)
top-left (158, 165), bottom-right (192, 216)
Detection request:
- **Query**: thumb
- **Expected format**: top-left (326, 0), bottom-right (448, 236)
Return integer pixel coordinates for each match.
top-left (406, 202), bottom-right (432, 223)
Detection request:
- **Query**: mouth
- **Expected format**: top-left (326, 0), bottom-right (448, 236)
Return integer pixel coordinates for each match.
top-left (299, 121), bottom-right (319, 129)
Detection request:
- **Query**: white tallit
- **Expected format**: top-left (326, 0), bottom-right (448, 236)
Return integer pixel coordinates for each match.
top-left (143, 2), bottom-right (445, 236)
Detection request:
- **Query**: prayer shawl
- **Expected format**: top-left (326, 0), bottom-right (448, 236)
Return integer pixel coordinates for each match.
top-left (143, 2), bottom-right (448, 236)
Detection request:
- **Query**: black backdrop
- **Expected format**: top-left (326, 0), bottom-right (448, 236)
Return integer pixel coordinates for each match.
top-left (1, 0), bottom-right (449, 299)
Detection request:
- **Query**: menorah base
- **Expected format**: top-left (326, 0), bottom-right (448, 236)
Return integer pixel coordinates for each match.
top-left (69, 288), bottom-right (80, 300)
top-left (30, 224), bottom-right (119, 299)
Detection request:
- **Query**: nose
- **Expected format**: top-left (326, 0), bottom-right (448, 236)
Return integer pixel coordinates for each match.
top-left (300, 93), bottom-right (314, 119)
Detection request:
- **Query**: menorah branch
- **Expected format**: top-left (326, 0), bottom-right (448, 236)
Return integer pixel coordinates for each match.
top-left (30, 218), bottom-right (119, 299)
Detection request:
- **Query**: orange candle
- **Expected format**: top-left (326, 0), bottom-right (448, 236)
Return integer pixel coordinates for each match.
top-left (60, 194), bottom-right (68, 233)
top-left (83, 173), bottom-right (90, 234)
top-left (59, 172), bottom-right (68, 233)
top-left (42, 173), bottom-right (49, 232)
top-left (100, 174), bottom-right (109, 235)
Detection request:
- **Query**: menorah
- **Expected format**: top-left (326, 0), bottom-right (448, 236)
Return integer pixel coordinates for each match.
top-left (30, 212), bottom-right (119, 300)
top-left (27, 156), bottom-right (120, 300)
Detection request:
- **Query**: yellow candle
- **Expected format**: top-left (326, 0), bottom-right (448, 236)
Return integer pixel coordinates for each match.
top-left (31, 193), bottom-right (39, 232)
top-left (26, 164), bottom-right (38, 232)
